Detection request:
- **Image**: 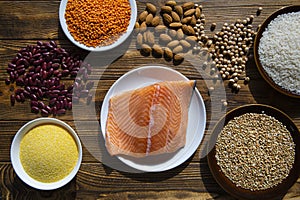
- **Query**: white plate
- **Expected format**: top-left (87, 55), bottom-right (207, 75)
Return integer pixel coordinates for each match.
top-left (59, 0), bottom-right (137, 52)
top-left (100, 65), bottom-right (206, 172)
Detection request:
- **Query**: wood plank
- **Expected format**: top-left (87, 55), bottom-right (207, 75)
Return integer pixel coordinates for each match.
top-left (1, 163), bottom-right (300, 199)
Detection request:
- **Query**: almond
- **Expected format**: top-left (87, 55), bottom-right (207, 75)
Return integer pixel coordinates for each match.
top-left (195, 7), bottom-right (201, 19)
top-left (145, 14), bottom-right (153, 26)
top-left (164, 47), bottom-right (173, 61)
top-left (182, 2), bottom-right (194, 11)
top-left (185, 36), bottom-right (197, 42)
top-left (174, 5), bottom-right (183, 18)
top-left (155, 25), bottom-right (167, 33)
top-left (168, 29), bottom-right (177, 38)
top-left (136, 33), bottom-right (143, 46)
top-left (146, 3), bottom-right (157, 15)
top-left (140, 22), bottom-right (147, 32)
top-left (165, 0), bottom-right (177, 7)
top-left (173, 45), bottom-right (183, 54)
top-left (171, 11), bottom-right (181, 22)
top-left (138, 10), bottom-right (148, 23)
top-left (134, 22), bottom-right (140, 33)
top-left (151, 16), bottom-right (160, 27)
top-left (190, 15), bottom-right (197, 26)
top-left (181, 16), bottom-right (192, 24)
top-left (140, 44), bottom-right (152, 56)
top-left (135, 22), bottom-right (140, 29)
top-left (184, 9), bottom-right (195, 17)
top-left (162, 13), bottom-right (172, 25)
top-left (152, 44), bottom-right (163, 57)
top-left (180, 40), bottom-right (191, 48)
top-left (169, 22), bottom-right (182, 29)
top-left (144, 31), bottom-right (155, 45)
top-left (182, 25), bottom-right (195, 35)
top-left (173, 53), bottom-right (184, 65)
top-left (176, 28), bottom-right (184, 40)
top-left (160, 6), bottom-right (172, 14)
top-left (159, 34), bottom-right (172, 43)
top-left (167, 40), bottom-right (180, 48)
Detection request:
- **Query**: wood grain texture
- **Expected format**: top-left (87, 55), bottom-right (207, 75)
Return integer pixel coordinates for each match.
top-left (0, 0), bottom-right (299, 199)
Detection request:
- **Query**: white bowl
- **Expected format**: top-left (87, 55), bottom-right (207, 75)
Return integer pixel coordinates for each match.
top-left (59, 0), bottom-right (137, 52)
top-left (10, 118), bottom-right (82, 190)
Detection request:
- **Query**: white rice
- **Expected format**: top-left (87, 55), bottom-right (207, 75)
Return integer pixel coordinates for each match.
top-left (258, 11), bottom-right (300, 95)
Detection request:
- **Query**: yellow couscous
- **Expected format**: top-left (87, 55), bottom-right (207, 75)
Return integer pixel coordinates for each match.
top-left (20, 124), bottom-right (78, 183)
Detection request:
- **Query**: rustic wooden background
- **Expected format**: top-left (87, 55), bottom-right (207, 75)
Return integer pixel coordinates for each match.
top-left (0, 0), bottom-right (299, 199)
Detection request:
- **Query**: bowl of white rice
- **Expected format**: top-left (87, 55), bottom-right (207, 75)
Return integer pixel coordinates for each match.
top-left (254, 6), bottom-right (300, 98)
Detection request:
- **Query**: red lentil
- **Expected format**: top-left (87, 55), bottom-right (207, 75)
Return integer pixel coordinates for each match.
top-left (65, 0), bottom-right (131, 47)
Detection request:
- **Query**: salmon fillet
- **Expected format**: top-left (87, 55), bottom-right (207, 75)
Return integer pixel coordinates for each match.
top-left (105, 80), bottom-right (196, 157)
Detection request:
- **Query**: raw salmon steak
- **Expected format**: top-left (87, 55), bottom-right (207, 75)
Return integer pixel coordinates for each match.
top-left (105, 80), bottom-right (196, 157)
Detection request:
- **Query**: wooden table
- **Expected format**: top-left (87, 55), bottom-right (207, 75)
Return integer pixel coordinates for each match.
top-left (0, 0), bottom-right (299, 199)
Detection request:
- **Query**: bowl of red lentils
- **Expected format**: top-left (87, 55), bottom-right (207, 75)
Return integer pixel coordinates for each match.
top-left (207, 104), bottom-right (300, 199)
top-left (59, 0), bottom-right (137, 51)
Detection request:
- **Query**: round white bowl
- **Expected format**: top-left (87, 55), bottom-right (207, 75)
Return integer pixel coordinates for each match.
top-left (10, 118), bottom-right (82, 190)
top-left (59, 0), bottom-right (137, 52)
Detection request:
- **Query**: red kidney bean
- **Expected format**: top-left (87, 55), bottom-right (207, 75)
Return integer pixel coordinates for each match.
top-left (60, 89), bottom-right (68, 95)
top-left (37, 41), bottom-right (43, 46)
top-left (44, 105), bottom-right (51, 112)
top-left (20, 93), bottom-right (25, 102)
top-left (62, 69), bottom-right (70, 76)
top-left (30, 94), bottom-right (37, 101)
top-left (8, 63), bottom-right (16, 68)
top-left (86, 81), bottom-right (94, 90)
top-left (57, 109), bottom-right (66, 115)
top-left (49, 98), bottom-right (57, 106)
top-left (31, 106), bottom-right (39, 114)
top-left (51, 106), bottom-right (57, 116)
top-left (38, 101), bottom-right (45, 109)
top-left (6, 68), bottom-right (14, 73)
top-left (23, 90), bottom-right (30, 98)
top-left (86, 94), bottom-right (92, 105)
top-left (57, 96), bottom-right (65, 101)
top-left (15, 88), bottom-right (24, 95)
top-left (41, 109), bottom-right (49, 117)
top-left (73, 96), bottom-right (79, 104)
top-left (17, 68), bottom-right (25, 75)
top-left (15, 95), bottom-right (21, 102)
top-left (70, 71), bottom-right (78, 77)
top-left (33, 59), bottom-right (43, 66)
top-left (10, 95), bottom-right (15, 106)
top-left (52, 63), bottom-right (60, 69)
top-left (16, 78), bottom-right (24, 86)
top-left (5, 78), bottom-right (10, 85)
top-left (80, 90), bottom-right (89, 98)
top-left (30, 100), bottom-right (38, 107)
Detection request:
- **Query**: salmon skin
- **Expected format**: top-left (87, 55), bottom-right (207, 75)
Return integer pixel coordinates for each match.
top-left (105, 80), bottom-right (196, 158)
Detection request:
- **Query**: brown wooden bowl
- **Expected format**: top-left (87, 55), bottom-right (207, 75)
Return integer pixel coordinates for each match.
top-left (207, 104), bottom-right (300, 200)
top-left (253, 6), bottom-right (300, 98)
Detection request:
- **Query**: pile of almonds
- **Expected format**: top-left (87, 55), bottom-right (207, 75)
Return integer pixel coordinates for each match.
top-left (135, 1), bottom-right (204, 65)
top-left (135, 2), bottom-right (261, 93)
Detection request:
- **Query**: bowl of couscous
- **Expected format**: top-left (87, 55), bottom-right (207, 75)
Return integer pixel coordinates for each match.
top-left (254, 6), bottom-right (300, 98)
top-left (10, 118), bottom-right (82, 190)
top-left (59, 0), bottom-right (137, 51)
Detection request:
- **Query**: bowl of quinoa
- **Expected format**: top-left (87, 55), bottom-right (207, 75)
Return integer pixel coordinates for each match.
top-left (59, 0), bottom-right (137, 51)
top-left (254, 6), bottom-right (300, 98)
top-left (207, 104), bottom-right (300, 199)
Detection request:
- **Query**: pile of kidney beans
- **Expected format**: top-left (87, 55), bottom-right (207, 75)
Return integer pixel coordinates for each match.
top-left (5, 41), bottom-right (94, 116)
